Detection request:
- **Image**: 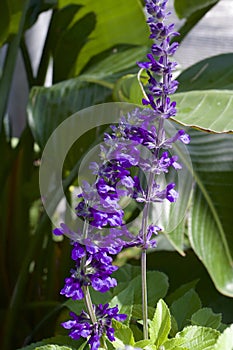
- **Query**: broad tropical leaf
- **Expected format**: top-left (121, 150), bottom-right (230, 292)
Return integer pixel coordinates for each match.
top-left (177, 54), bottom-right (233, 92)
top-left (173, 90), bottom-right (233, 133)
top-left (57, 0), bottom-right (150, 74)
top-left (188, 130), bottom-right (233, 296)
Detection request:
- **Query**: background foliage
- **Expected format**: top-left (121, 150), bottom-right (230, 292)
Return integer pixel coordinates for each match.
top-left (0, 0), bottom-right (233, 349)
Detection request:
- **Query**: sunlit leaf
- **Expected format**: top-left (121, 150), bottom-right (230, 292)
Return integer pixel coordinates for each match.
top-left (149, 299), bottom-right (171, 346)
top-left (213, 324), bottom-right (233, 349)
top-left (176, 326), bottom-right (220, 350)
top-left (58, 0), bottom-right (150, 74)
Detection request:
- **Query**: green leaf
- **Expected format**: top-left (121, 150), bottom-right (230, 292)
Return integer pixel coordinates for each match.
top-left (28, 77), bottom-right (111, 149)
top-left (176, 326), bottom-right (220, 350)
top-left (114, 72), bottom-right (233, 133)
top-left (173, 90), bottom-right (233, 133)
top-left (28, 46), bottom-right (147, 151)
top-left (85, 46), bottom-right (148, 83)
top-left (170, 289), bottom-right (202, 330)
top-left (112, 320), bottom-right (135, 348)
top-left (109, 285), bottom-right (134, 324)
top-left (0, 0), bottom-right (10, 45)
top-left (113, 74), bottom-right (144, 104)
top-left (213, 324), bottom-right (233, 349)
top-left (52, 11), bottom-right (96, 82)
top-left (187, 131), bottom-right (233, 296)
top-left (57, 0), bottom-right (150, 74)
top-left (113, 264), bottom-right (141, 285)
top-left (164, 216), bottom-right (186, 256)
top-left (129, 271), bottom-right (169, 306)
top-left (177, 54), bottom-right (233, 92)
top-left (162, 337), bottom-right (189, 350)
top-left (134, 340), bottom-right (156, 349)
top-left (3, 0), bottom-right (25, 38)
top-left (132, 304), bottom-right (156, 321)
top-left (166, 280), bottom-right (199, 306)
top-left (149, 299), bottom-right (171, 347)
top-left (191, 308), bottom-right (222, 330)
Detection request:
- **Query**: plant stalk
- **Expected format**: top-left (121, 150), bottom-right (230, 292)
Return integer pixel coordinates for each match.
top-left (141, 248), bottom-right (148, 339)
top-left (83, 286), bottom-right (97, 324)
top-left (140, 171), bottom-right (154, 340)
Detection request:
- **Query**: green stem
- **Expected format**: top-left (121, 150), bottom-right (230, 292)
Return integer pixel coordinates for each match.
top-left (0, 0), bottom-right (30, 132)
top-left (81, 219), bottom-right (97, 324)
top-left (140, 171), bottom-right (154, 340)
top-left (83, 286), bottom-right (97, 324)
top-left (141, 248), bottom-right (148, 339)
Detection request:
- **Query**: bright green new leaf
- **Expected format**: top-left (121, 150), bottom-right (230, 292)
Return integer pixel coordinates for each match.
top-left (149, 299), bottom-right (171, 347)
top-left (162, 337), bottom-right (188, 350)
top-left (191, 308), bottom-right (222, 329)
top-left (134, 340), bottom-right (157, 349)
top-left (213, 324), bottom-right (233, 349)
top-left (176, 326), bottom-right (220, 350)
top-left (170, 289), bottom-right (202, 330)
top-left (112, 320), bottom-right (135, 349)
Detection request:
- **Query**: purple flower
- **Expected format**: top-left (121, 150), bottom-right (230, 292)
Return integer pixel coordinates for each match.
top-left (132, 176), bottom-right (179, 204)
top-left (137, 0), bottom-right (181, 123)
top-left (62, 304), bottom-right (127, 350)
top-left (60, 242), bottom-right (120, 300)
top-left (53, 223), bottom-right (125, 255)
top-left (126, 224), bottom-right (161, 249)
top-left (139, 151), bottom-right (182, 174)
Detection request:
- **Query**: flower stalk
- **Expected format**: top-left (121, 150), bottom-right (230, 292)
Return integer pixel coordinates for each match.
top-left (53, 1), bottom-right (191, 348)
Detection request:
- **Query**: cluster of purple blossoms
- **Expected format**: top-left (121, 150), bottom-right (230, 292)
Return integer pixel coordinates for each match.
top-left (62, 304), bottom-right (127, 350)
top-left (54, 0), bottom-right (190, 348)
top-left (138, 0), bottom-right (180, 118)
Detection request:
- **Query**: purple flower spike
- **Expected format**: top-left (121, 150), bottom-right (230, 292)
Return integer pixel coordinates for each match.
top-left (60, 242), bottom-right (121, 300)
top-left (62, 304), bottom-right (127, 350)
